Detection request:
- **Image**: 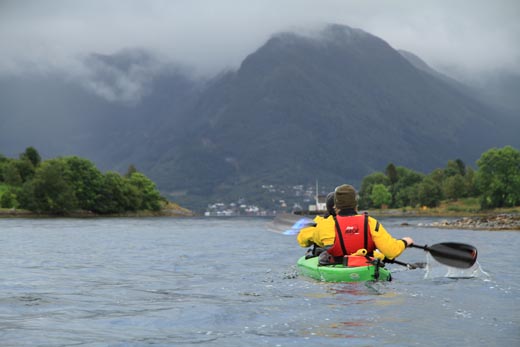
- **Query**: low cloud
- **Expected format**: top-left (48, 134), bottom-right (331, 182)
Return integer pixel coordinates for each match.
top-left (1, 0), bottom-right (518, 87)
top-left (78, 50), bottom-right (161, 104)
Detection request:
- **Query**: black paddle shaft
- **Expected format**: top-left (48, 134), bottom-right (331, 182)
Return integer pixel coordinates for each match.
top-left (410, 242), bottom-right (478, 269)
top-left (384, 258), bottom-right (426, 269)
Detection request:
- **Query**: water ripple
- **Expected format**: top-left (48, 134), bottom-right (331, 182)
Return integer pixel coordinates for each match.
top-left (0, 217), bottom-right (518, 346)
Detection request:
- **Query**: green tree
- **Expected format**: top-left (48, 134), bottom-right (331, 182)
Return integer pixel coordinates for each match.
top-left (464, 167), bottom-right (479, 197)
top-left (393, 167), bottom-right (424, 208)
top-left (476, 146), bottom-right (520, 208)
top-left (128, 172), bottom-right (162, 211)
top-left (0, 187), bottom-right (18, 208)
top-left (19, 159), bottom-right (77, 213)
top-left (63, 156), bottom-right (104, 211)
top-left (417, 177), bottom-right (442, 207)
top-left (96, 171), bottom-right (141, 213)
top-left (358, 172), bottom-right (389, 209)
top-left (16, 159), bottom-right (36, 183)
top-left (370, 184), bottom-right (392, 208)
top-left (20, 147), bottom-right (41, 167)
top-left (0, 154), bottom-right (8, 182)
top-left (385, 163), bottom-right (398, 185)
top-left (385, 163), bottom-right (398, 207)
top-left (444, 160), bottom-right (461, 177)
top-left (443, 174), bottom-right (465, 201)
top-left (455, 158), bottom-right (466, 176)
top-left (3, 161), bottom-right (23, 186)
top-left (2, 159), bottom-right (36, 185)
top-left (395, 184), bottom-right (419, 207)
top-left (394, 167), bottom-right (424, 188)
top-left (429, 168), bottom-right (445, 185)
top-left (125, 164), bottom-right (138, 178)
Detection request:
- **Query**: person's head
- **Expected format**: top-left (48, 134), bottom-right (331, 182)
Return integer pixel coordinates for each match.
top-left (334, 184), bottom-right (358, 211)
top-left (325, 191), bottom-right (336, 216)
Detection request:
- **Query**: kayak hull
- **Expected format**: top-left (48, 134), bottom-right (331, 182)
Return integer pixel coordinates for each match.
top-left (297, 256), bottom-right (392, 282)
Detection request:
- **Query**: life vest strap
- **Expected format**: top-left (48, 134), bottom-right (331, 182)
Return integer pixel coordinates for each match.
top-left (363, 212), bottom-right (369, 250)
top-left (333, 216), bottom-right (348, 255)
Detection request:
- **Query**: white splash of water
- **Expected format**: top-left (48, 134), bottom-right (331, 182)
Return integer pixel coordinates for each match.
top-left (423, 253), bottom-right (490, 280)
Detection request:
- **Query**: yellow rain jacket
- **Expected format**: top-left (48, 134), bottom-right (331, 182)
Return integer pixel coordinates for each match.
top-left (297, 214), bottom-right (407, 260)
top-left (297, 215), bottom-right (335, 248)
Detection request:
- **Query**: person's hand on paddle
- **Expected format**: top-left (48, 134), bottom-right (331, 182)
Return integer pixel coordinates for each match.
top-left (402, 237), bottom-right (414, 247)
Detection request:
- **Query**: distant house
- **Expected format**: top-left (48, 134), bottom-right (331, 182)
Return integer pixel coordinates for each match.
top-left (308, 194), bottom-right (327, 213)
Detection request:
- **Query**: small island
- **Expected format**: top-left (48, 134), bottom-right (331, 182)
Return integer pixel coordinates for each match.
top-left (0, 147), bottom-right (193, 217)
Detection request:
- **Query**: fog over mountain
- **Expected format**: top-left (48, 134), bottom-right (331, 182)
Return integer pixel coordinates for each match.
top-left (1, 23), bottom-right (518, 210)
top-left (1, 1), bottom-right (519, 82)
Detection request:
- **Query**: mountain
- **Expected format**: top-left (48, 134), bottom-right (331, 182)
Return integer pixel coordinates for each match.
top-left (141, 24), bottom-right (519, 208)
top-left (1, 24), bottom-right (518, 211)
top-left (398, 49), bottom-right (520, 115)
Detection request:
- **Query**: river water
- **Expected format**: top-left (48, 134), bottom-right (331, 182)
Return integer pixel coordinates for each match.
top-left (0, 217), bottom-right (518, 346)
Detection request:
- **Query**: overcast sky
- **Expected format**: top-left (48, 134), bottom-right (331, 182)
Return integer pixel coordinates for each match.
top-left (1, 0), bottom-right (519, 80)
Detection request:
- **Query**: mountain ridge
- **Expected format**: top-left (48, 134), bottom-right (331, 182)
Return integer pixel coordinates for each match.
top-left (1, 24), bottom-right (518, 210)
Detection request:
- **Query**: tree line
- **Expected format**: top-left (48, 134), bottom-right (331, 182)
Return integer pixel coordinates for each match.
top-left (358, 146), bottom-right (520, 210)
top-left (0, 147), bottom-right (164, 214)
top-left (2, 146), bottom-right (518, 214)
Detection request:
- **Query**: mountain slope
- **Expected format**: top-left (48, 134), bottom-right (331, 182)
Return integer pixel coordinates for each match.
top-left (1, 24), bottom-right (518, 211)
top-left (0, 50), bottom-right (200, 169)
top-left (141, 24), bottom-right (517, 208)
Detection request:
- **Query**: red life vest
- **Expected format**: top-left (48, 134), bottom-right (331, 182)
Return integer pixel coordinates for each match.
top-left (327, 213), bottom-right (376, 257)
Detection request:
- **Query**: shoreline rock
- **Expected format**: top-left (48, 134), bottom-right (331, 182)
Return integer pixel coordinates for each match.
top-left (428, 214), bottom-right (520, 231)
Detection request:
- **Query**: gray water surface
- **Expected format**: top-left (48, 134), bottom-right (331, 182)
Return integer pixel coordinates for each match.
top-left (0, 217), bottom-right (518, 346)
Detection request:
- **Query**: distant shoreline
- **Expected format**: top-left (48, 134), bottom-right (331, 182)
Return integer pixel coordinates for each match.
top-left (294, 208), bottom-right (520, 231)
top-left (367, 208), bottom-right (520, 231)
top-left (424, 214), bottom-right (520, 231)
top-left (2, 208), bottom-right (519, 231)
top-left (0, 206), bottom-right (195, 218)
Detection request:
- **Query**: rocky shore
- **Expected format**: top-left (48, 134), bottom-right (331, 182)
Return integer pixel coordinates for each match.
top-left (426, 214), bottom-right (520, 231)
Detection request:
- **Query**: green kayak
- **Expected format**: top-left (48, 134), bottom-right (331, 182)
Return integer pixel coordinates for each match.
top-left (297, 256), bottom-right (392, 282)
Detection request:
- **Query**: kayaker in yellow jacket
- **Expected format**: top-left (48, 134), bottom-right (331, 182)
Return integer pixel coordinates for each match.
top-left (297, 192), bottom-right (336, 250)
top-left (297, 184), bottom-right (414, 263)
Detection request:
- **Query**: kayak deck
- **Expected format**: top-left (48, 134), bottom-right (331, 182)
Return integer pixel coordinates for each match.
top-left (297, 256), bottom-right (392, 282)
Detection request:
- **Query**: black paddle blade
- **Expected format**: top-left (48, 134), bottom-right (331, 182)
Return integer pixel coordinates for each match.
top-left (427, 242), bottom-right (478, 269)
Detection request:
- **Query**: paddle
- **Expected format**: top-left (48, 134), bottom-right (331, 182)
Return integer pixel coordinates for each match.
top-left (384, 258), bottom-right (426, 270)
top-left (410, 242), bottom-right (478, 269)
top-left (282, 217), bottom-right (317, 235)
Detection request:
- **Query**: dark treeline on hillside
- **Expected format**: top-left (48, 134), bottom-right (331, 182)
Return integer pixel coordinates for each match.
top-left (0, 147), bottom-right (164, 214)
top-left (359, 146), bottom-right (520, 210)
